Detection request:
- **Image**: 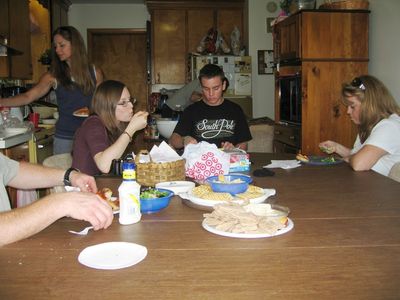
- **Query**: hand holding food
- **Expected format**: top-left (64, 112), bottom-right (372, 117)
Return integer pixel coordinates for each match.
top-left (296, 153), bottom-right (309, 162)
top-left (319, 141), bottom-right (336, 154)
top-left (127, 111), bottom-right (149, 132)
top-left (97, 187), bottom-right (119, 211)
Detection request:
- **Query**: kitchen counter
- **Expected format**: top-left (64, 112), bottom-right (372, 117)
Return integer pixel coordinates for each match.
top-left (0, 130), bottom-right (33, 149)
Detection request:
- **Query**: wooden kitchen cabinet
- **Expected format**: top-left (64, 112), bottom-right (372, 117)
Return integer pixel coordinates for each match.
top-left (0, 0), bottom-right (32, 79)
top-left (147, 1), bottom-right (246, 84)
top-left (273, 10), bottom-right (369, 155)
top-left (152, 9), bottom-right (186, 84)
top-left (274, 10), bottom-right (369, 62)
top-left (50, 0), bottom-right (71, 33)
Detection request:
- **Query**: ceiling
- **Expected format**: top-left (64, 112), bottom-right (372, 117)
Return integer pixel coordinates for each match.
top-left (70, 0), bottom-right (144, 4)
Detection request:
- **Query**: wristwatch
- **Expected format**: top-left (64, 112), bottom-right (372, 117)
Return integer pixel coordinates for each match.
top-left (63, 167), bottom-right (79, 186)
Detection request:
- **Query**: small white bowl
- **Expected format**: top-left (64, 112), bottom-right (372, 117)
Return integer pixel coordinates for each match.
top-left (155, 181), bottom-right (195, 195)
top-left (42, 118), bottom-right (57, 125)
top-left (156, 119), bottom-right (178, 139)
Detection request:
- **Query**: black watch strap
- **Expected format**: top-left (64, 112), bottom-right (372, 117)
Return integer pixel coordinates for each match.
top-left (63, 167), bottom-right (79, 186)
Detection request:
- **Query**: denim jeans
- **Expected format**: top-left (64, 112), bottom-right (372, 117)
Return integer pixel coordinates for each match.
top-left (53, 137), bottom-right (73, 155)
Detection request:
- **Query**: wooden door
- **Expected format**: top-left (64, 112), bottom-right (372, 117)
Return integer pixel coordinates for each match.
top-left (88, 29), bottom-right (147, 112)
top-left (301, 12), bottom-right (369, 60)
top-left (88, 29), bottom-right (148, 151)
top-left (301, 61), bottom-right (367, 154)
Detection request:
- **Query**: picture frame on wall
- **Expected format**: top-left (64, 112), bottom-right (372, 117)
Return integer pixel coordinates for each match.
top-left (257, 50), bottom-right (274, 75)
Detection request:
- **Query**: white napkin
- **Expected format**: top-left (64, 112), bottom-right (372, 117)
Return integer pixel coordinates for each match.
top-left (149, 141), bottom-right (182, 163)
top-left (264, 160), bottom-right (301, 169)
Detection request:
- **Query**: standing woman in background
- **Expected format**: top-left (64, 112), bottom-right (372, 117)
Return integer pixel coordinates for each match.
top-left (0, 26), bottom-right (103, 154)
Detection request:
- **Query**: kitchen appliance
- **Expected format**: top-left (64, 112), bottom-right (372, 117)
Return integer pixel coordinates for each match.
top-left (188, 54), bottom-right (252, 97)
top-left (277, 71), bottom-right (302, 125)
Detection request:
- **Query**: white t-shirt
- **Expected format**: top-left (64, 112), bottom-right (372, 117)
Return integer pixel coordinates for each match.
top-left (351, 114), bottom-right (400, 176)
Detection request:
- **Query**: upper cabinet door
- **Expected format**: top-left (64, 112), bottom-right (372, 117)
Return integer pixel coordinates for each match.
top-left (0, 0), bottom-right (32, 79)
top-left (187, 9), bottom-right (214, 54)
top-left (217, 8), bottom-right (244, 52)
top-left (152, 9), bottom-right (186, 84)
top-left (301, 12), bottom-right (369, 60)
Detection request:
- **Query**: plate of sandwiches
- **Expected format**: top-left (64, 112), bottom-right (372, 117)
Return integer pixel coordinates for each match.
top-left (202, 202), bottom-right (294, 239)
top-left (73, 107), bottom-right (89, 117)
top-left (180, 184), bottom-right (276, 207)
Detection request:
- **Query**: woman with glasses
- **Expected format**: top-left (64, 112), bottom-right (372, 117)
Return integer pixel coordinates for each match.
top-left (0, 26), bottom-right (103, 155)
top-left (71, 80), bottom-right (148, 175)
top-left (319, 75), bottom-right (400, 177)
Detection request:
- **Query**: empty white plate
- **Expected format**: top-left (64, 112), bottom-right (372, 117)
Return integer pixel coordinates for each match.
top-left (78, 242), bottom-right (147, 270)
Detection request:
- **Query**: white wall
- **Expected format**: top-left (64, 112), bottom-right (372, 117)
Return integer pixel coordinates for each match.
top-left (68, 4), bottom-right (149, 46)
top-left (368, 0), bottom-right (400, 105)
top-left (248, 0), bottom-right (278, 119)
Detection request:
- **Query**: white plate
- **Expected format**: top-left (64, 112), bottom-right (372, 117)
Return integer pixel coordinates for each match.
top-left (180, 188), bottom-right (276, 207)
top-left (155, 181), bottom-right (195, 195)
top-left (78, 242), bottom-right (147, 270)
top-left (202, 218), bottom-right (294, 239)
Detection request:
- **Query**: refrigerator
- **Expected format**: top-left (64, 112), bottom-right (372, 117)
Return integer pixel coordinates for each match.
top-left (188, 54), bottom-right (252, 97)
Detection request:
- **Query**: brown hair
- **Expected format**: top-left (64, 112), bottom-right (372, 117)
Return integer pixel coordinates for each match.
top-left (342, 75), bottom-right (400, 143)
top-left (50, 26), bottom-right (95, 95)
top-left (91, 80), bottom-right (129, 142)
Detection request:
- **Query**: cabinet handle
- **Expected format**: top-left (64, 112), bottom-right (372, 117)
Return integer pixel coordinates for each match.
top-left (289, 135), bottom-right (295, 140)
top-left (274, 130), bottom-right (281, 135)
top-left (156, 73), bottom-right (160, 84)
top-left (333, 104), bottom-right (340, 118)
top-left (312, 66), bottom-right (320, 76)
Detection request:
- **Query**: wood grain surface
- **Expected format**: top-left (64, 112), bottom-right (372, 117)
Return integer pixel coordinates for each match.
top-left (1, 153), bottom-right (399, 299)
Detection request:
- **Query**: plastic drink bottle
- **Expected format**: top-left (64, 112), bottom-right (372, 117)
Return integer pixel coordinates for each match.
top-left (118, 162), bottom-right (141, 225)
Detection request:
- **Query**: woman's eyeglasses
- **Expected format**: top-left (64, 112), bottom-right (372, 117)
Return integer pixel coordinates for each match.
top-left (351, 77), bottom-right (366, 91)
top-left (117, 97), bottom-right (137, 107)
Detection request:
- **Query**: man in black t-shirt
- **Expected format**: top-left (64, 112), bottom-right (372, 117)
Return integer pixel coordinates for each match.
top-left (169, 64), bottom-right (252, 150)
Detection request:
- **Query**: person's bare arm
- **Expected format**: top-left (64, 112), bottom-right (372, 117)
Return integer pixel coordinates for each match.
top-left (8, 162), bottom-right (97, 192)
top-left (169, 133), bottom-right (198, 149)
top-left (319, 140), bottom-right (352, 162)
top-left (95, 67), bottom-right (104, 86)
top-left (349, 144), bottom-right (387, 171)
top-left (0, 191), bottom-right (113, 246)
top-left (93, 111), bottom-right (148, 173)
top-left (0, 72), bottom-right (55, 106)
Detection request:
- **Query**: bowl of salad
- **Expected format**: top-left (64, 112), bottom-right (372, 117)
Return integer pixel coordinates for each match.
top-left (140, 188), bottom-right (174, 214)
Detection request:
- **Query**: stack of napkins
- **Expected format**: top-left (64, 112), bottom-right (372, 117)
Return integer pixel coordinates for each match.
top-left (149, 141), bottom-right (182, 163)
top-left (264, 160), bottom-right (301, 169)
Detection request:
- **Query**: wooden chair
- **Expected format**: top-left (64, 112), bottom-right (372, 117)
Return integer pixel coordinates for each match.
top-left (42, 153), bottom-right (72, 193)
top-left (389, 162), bottom-right (400, 183)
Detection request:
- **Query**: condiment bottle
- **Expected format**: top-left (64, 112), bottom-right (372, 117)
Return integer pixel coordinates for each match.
top-left (118, 162), bottom-right (141, 225)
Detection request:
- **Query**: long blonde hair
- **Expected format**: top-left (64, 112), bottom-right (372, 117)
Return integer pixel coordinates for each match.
top-left (342, 75), bottom-right (400, 143)
top-left (51, 26), bottom-right (95, 95)
top-left (91, 80), bottom-right (129, 142)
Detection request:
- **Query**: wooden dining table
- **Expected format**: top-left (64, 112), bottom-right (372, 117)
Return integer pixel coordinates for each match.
top-left (0, 153), bottom-right (399, 299)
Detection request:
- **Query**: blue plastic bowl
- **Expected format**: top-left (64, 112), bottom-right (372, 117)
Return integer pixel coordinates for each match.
top-left (140, 188), bottom-right (173, 214)
top-left (206, 174), bottom-right (252, 195)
